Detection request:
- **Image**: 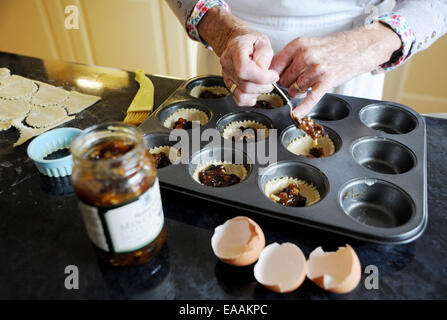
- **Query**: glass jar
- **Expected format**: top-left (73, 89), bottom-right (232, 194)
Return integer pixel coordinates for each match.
top-left (71, 122), bottom-right (165, 267)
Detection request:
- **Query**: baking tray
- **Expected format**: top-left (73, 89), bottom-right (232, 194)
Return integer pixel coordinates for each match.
top-left (139, 75), bottom-right (427, 244)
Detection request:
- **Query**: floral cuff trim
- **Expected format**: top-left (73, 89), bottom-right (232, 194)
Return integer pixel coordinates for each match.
top-left (186, 0), bottom-right (231, 48)
top-left (371, 12), bottom-right (415, 72)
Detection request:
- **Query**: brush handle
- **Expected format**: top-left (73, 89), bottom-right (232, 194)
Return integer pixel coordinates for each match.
top-left (128, 69), bottom-right (154, 113)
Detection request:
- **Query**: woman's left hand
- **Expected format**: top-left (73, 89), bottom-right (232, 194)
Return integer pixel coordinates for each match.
top-left (270, 22), bottom-right (402, 118)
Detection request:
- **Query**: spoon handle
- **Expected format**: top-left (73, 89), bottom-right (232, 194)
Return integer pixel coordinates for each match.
top-left (271, 83), bottom-right (301, 125)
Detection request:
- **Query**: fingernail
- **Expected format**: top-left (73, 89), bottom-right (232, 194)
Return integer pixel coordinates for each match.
top-left (273, 73), bottom-right (280, 82)
top-left (293, 108), bottom-right (304, 119)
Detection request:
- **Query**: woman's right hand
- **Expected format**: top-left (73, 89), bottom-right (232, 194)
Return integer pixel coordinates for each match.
top-left (198, 7), bottom-right (279, 106)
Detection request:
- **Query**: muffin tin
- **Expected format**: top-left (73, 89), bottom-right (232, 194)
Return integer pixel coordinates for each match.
top-left (140, 75), bottom-right (427, 244)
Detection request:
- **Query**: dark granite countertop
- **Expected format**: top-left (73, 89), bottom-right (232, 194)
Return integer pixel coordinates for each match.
top-left (0, 52), bottom-right (446, 300)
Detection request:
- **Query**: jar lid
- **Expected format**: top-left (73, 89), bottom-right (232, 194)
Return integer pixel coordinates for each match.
top-left (27, 127), bottom-right (82, 177)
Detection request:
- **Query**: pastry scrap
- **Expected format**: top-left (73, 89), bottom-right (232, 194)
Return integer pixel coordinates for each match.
top-left (287, 134), bottom-right (335, 158)
top-left (30, 82), bottom-right (69, 106)
top-left (253, 93), bottom-right (284, 109)
top-left (264, 177), bottom-right (320, 207)
top-left (222, 120), bottom-right (269, 142)
top-left (0, 75), bottom-right (38, 100)
top-left (25, 106), bottom-right (72, 128)
top-left (64, 91), bottom-right (101, 115)
top-left (190, 85), bottom-right (229, 99)
top-left (163, 108), bottom-right (209, 129)
top-left (0, 120), bottom-right (12, 131)
top-left (193, 161), bottom-right (247, 187)
top-left (12, 116), bottom-right (75, 147)
top-left (149, 145), bottom-right (180, 168)
top-left (0, 68), bottom-right (11, 84)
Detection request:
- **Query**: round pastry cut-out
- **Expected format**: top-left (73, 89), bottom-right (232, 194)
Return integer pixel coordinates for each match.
top-left (263, 176), bottom-right (320, 207)
top-left (30, 83), bottom-right (70, 106)
top-left (223, 120), bottom-right (269, 142)
top-left (0, 99), bottom-right (31, 121)
top-left (287, 134), bottom-right (335, 158)
top-left (190, 85), bottom-right (229, 99)
top-left (253, 93), bottom-right (284, 109)
top-left (26, 106), bottom-right (70, 128)
top-left (0, 75), bottom-right (38, 100)
top-left (163, 108), bottom-right (209, 129)
top-left (192, 160), bottom-right (248, 187)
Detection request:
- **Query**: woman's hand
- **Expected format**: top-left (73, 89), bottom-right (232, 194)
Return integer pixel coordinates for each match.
top-left (270, 22), bottom-right (402, 118)
top-left (198, 7), bottom-right (279, 106)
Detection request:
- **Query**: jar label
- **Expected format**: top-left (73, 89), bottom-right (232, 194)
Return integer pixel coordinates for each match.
top-left (78, 178), bottom-right (164, 253)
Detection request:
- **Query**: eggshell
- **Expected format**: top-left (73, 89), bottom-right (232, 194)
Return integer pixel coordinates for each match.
top-left (306, 244), bottom-right (361, 294)
top-left (253, 242), bottom-right (306, 293)
top-left (211, 216), bottom-right (265, 267)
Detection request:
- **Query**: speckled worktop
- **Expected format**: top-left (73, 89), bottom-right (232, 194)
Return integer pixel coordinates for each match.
top-left (0, 52), bottom-right (446, 299)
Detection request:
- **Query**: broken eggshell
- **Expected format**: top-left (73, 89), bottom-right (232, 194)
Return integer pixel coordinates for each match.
top-left (253, 242), bottom-right (307, 293)
top-left (211, 216), bottom-right (265, 267)
top-left (306, 244), bottom-right (361, 294)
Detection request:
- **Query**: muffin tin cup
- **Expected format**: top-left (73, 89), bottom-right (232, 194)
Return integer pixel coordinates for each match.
top-left (281, 124), bottom-right (342, 157)
top-left (351, 136), bottom-right (416, 174)
top-left (139, 75), bottom-right (427, 244)
top-left (216, 110), bottom-right (275, 142)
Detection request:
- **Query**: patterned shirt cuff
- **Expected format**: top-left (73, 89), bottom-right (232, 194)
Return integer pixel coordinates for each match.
top-left (186, 0), bottom-right (231, 48)
top-left (371, 12), bottom-right (416, 73)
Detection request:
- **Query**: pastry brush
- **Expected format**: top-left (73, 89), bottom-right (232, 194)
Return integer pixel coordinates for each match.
top-left (124, 69), bottom-right (154, 126)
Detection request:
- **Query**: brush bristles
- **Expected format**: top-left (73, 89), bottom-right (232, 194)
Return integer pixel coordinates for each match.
top-left (124, 111), bottom-right (151, 126)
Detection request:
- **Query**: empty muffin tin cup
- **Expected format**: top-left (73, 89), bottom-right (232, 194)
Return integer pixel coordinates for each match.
top-left (307, 95), bottom-right (350, 121)
top-left (216, 111), bottom-right (274, 141)
top-left (360, 104), bottom-right (417, 134)
top-left (157, 101), bottom-right (212, 129)
top-left (281, 124), bottom-right (342, 157)
top-left (352, 137), bottom-right (416, 174)
top-left (27, 127), bottom-right (82, 177)
top-left (258, 161), bottom-right (329, 205)
top-left (339, 178), bottom-right (414, 228)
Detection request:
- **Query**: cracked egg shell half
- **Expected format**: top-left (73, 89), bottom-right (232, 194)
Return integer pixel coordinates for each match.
top-left (254, 242), bottom-right (306, 293)
top-left (211, 216), bottom-right (265, 267)
top-left (306, 244), bottom-right (361, 294)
